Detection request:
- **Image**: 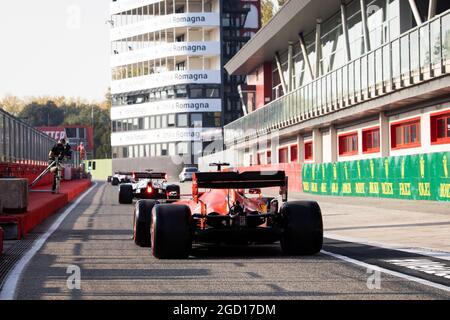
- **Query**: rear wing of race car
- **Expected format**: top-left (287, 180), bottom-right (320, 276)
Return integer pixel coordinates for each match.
top-left (133, 172), bottom-right (167, 180)
top-left (193, 171), bottom-right (288, 201)
top-left (115, 171), bottom-right (133, 176)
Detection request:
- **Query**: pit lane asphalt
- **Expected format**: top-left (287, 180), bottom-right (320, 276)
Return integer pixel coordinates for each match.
top-left (9, 182), bottom-right (450, 299)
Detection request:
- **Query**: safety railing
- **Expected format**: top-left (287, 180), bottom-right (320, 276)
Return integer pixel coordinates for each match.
top-left (224, 9), bottom-right (450, 145)
top-left (0, 108), bottom-right (56, 166)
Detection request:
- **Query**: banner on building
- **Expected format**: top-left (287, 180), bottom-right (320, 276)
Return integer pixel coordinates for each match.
top-left (302, 152), bottom-right (450, 202)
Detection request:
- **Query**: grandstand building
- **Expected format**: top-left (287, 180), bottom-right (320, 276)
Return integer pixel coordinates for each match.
top-left (221, 0), bottom-right (450, 201)
top-left (109, 0), bottom-right (260, 176)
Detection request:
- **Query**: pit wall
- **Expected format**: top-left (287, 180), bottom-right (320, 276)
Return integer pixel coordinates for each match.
top-left (302, 151), bottom-right (450, 201)
top-left (0, 162), bottom-right (53, 187)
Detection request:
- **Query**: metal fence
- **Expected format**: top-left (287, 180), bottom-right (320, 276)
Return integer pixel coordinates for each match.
top-left (224, 9), bottom-right (450, 145)
top-left (0, 108), bottom-right (56, 165)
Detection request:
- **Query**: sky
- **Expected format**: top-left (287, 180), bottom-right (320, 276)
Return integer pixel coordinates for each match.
top-left (0, 0), bottom-right (279, 103)
top-left (0, 0), bottom-right (111, 102)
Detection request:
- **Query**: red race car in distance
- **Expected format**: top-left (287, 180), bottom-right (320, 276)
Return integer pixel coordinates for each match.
top-left (132, 164), bottom-right (323, 259)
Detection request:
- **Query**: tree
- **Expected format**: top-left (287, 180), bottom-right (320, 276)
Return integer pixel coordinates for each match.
top-left (18, 101), bottom-right (64, 127)
top-left (261, 0), bottom-right (274, 26)
top-left (100, 87), bottom-right (112, 110)
top-left (16, 91), bottom-right (112, 159)
top-left (0, 95), bottom-right (25, 116)
top-left (278, 0), bottom-right (287, 6)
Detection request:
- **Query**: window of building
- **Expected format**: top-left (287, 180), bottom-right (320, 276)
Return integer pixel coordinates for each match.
top-left (155, 144), bottom-right (162, 156)
top-left (190, 113), bottom-right (202, 128)
top-left (206, 86), bottom-right (220, 98)
top-left (177, 114), bottom-right (188, 127)
top-left (176, 61), bottom-right (186, 71)
top-left (391, 118), bottom-right (421, 149)
top-left (161, 115), bottom-right (168, 128)
top-left (150, 144), bottom-right (155, 157)
top-left (266, 150), bottom-right (272, 165)
top-left (431, 111), bottom-right (450, 144)
top-left (304, 141), bottom-right (313, 161)
top-left (362, 127), bottom-right (380, 153)
top-left (189, 85), bottom-right (203, 98)
top-left (339, 132), bottom-right (358, 156)
top-left (168, 114), bottom-right (176, 127)
top-left (204, 112), bottom-right (221, 127)
top-left (177, 142), bottom-right (189, 155)
top-left (257, 152), bottom-right (264, 165)
top-left (176, 85), bottom-right (187, 98)
top-left (155, 115), bottom-right (161, 129)
top-left (150, 116), bottom-right (155, 129)
top-left (168, 143), bottom-right (176, 156)
top-left (167, 88), bottom-right (175, 99)
top-left (290, 145), bottom-right (298, 162)
top-left (161, 143), bottom-right (168, 156)
top-left (192, 141), bottom-right (202, 164)
top-left (278, 147), bottom-right (288, 163)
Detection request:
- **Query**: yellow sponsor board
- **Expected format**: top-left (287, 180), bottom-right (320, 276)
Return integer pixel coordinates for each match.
top-left (342, 183), bottom-right (352, 194)
top-left (355, 183), bottom-right (365, 194)
top-left (399, 183), bottom-right (411, 196)
top-left (381, 182), bottom-right (393, 195)
top-left (303, 182), bottom-right (310, 192)
top-left (331, 183), bottom-right (339, 194)
top-left (369, 182), bottom-right (379, 194)
top-left (418, 182), bottom-right (431, 197)
top-left (302, 152), bottom-right (449, 202)
top-left (439, 184), bottom-right (450, 199)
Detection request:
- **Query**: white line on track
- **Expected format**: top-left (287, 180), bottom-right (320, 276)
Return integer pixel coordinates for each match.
top-left (0, 182), bottom-right (98, 300)
top-left (325, 232), bottom-right (450, 261)
top-left (321, 250), bottom-right (450, 293)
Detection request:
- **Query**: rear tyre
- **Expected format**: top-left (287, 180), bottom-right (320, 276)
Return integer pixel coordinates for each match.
top-left (151, 204), bottom-right (192, 259)
top-left (280, 201), bottom-right (323, 255)
top-left (111, 177), bottom-right (119, 186)
top-left (133, 200), bottom-right (157, 247)
top-left (119, 184), bottom-right (133, 204)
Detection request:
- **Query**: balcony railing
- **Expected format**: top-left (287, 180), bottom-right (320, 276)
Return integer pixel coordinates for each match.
top-left (0, 108), bottom-right (56, 165)
top-left (224, 9), bottom-right (450, 145)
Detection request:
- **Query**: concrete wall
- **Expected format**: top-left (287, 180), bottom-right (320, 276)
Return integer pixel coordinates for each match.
top-left (198, 150), bottom-right (241, 172)
top-left (112, 156), bottom-right (185, 181)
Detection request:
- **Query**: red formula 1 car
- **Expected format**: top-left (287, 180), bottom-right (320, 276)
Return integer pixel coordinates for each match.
top-left (132, 165), bottom-right (323, 259)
